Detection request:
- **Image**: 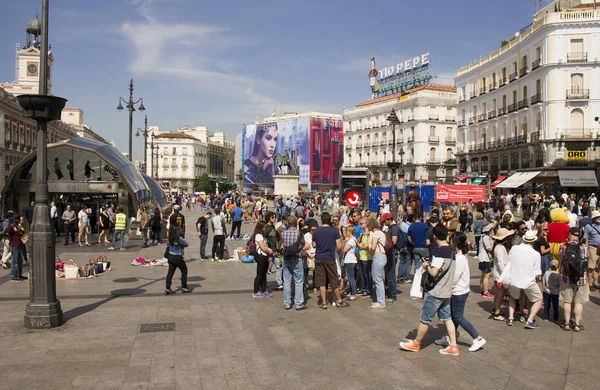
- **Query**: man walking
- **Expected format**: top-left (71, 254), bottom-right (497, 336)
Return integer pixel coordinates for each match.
top-left (169, 205), bottom-right (186, 238)
top-left (506, 230), bottom-right (543, 329)
top-left (312, 212), bottom-right (349, 309)
top-left (559, 227), bottom-right (588, 331)
top-left (61, 204), bottom-right (76, 245)
top-left (109, 207), bottom-right (127, 250)
top-left (211, 209), bottom-right (226, 262)
top-left (228, 203), bottom-right (244, 240)
top-left (583, 210), bottom-right (600, 290)
top-left (196, 211), bottom-right (212, 260)
top-left (281, 215), bottom-right (307, 310)
top-left (50, 201), bottom-right (59, 237)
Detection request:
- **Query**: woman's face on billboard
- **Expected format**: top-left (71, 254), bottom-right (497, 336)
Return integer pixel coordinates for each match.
top-left (257, 126), bottom-right (277, 159)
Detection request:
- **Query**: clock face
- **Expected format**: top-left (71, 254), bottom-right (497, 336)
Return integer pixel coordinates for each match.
top-left (27, 63), bottom-right (38, 75)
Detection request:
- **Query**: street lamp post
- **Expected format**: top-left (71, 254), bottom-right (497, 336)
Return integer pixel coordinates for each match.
top-left (17, 0), bottom-right (66, 328)
top-left (117, 79), bottom-right (145, 162)
top-left (149, 133), bottom-right (157, 179)
top-left (399, 147), bottom-right (405, 207)
top-left (387, 109), bottom-right (401, 221)
top-left (136, 115), bottom-right (149, 174)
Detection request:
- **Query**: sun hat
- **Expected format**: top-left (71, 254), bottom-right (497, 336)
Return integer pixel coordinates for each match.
top-left (591, 210), bottom-right (600, 220)
top-left (492, 228), bottom-right (514, 241)
top-left (522, 230), bottom-right (538, 243)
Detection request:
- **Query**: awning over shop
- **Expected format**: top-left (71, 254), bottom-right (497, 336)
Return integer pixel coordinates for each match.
top-left (490, 175), bottom-right (508, 188)
top-left (496, 171), bottom-right (541, 189)
top-left (471, 177), bottom-right (486, 185)
top-left (558, 170), bottom-right (599, 187)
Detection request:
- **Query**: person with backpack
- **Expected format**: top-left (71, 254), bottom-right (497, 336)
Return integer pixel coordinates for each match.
top-left (381, 212), bottom-right (403, 304)
top-left (165, 226), bottom-right (192, 295)
top-left (505, 230), bottom-right (543, 329)
top-left (559, 227), bottom-right (588, 332)
top-left (280, 215), bottom-right (307, 310)
top-left (196, 211), bottom-right (212, 260)
top-left (211, 209), bottom-right (227, 262)
top-left (250, 222), bottom-right (275, 298)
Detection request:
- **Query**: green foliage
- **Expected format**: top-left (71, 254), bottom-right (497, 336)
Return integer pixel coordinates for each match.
top-left (501, 40), bottom-right (509, 47)
top-left (196, 172), bottom-right (215, 193)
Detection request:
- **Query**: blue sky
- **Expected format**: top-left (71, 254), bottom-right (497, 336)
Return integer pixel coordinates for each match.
top-left (0, 0), bottom-right (549, 160)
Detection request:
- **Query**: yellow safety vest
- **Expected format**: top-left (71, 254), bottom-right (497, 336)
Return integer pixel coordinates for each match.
top-left (115, 213), bottom-right (127, 231)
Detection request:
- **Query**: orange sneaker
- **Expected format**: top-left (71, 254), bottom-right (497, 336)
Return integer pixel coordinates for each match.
top-left (399, 340), bottom-right (421, 352)
top-left (439, 345), bottom-right (460, 356)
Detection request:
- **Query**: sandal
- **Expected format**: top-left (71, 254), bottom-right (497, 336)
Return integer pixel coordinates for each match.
top-left (561, 323), bottom-right (571, 331)
top-left (492, 312), bottom-right (505, 321)
top-left (573, 324), bottom-right (584, 332)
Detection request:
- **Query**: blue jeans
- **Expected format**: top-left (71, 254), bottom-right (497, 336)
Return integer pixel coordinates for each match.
top-left (199, 234), bottom-right (208, 259)
top-left (412, 247), bottom-right (429, 266)
top-left (397, 248), bottom-right (413, 282)
top-left (111, 230), bottom-right (125, 248)
top-left (385, 250), bottom-right (398, 300)
top-left (141, 229), bottom-right (148, 246)
top-left (543, 292), bottom-right (559, 321)
top-left (541, 254), bottom-right (551, 275)
top-left (451, 292), bottom-right (479, 339)
top-left (345, 263), bottom-right (357, 296)
top-left (420, 293), bottom-right (451, 324)
top-left (10, 246), bottom-right (22, 280)
top-left (359, 260), bottom-right (372, 294)
top-left (283, 259), bottom-right (304, 308)
top-left (372, 254), bottom-right (387, 305)
top-left (274, 256), bottom-right (283, 286)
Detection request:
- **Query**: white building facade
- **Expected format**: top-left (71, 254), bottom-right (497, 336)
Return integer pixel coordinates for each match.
top-left (343, 84), bottom-right (458, 185)
top-left (455, 0), bottom-right (600, 190)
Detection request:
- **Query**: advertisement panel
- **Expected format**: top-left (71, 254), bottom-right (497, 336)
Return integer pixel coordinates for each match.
top-left (435, 184), bottom-right (486, 203)
top-left (243, 117), bottom-right (343, 187)
top-left (243, 118), bottom-right (310, 185)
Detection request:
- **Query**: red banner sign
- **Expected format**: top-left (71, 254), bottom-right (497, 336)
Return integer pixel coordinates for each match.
top-left (435, 184), bottom-right (486, 203)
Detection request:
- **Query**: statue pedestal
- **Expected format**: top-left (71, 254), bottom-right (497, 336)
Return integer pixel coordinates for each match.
top-left (273, 175), bottom-right (299, 197)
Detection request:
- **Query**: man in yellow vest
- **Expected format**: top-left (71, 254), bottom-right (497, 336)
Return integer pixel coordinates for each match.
top-left (109, 207), bottom-right (127, 251)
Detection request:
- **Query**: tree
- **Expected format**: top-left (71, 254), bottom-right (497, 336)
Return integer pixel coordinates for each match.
top-left (196, 172), bottom-right (214, 193)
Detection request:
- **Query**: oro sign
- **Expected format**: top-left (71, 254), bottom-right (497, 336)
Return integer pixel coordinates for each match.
top-left (346, 190), bottom-right (362, 207)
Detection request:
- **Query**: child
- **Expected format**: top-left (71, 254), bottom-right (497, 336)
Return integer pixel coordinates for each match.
top-left (542, 259), bottom-right (561, 322)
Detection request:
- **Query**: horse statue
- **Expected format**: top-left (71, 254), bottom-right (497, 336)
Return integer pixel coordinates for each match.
top-left (274, 150), bottom-right (298, 175)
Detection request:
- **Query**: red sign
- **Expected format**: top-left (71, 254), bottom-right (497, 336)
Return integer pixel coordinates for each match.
top-left (454, 173), bottom-right (468, 182)
top-left (346, 190), bottom-right (362, 207)
top-left (435, 184), bottom-right (486, 203)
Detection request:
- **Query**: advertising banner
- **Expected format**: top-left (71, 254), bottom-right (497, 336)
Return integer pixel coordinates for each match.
top-left (435, 184), bottom-right (486, 203)
top-left (243, 118), bottom-right (310, 185)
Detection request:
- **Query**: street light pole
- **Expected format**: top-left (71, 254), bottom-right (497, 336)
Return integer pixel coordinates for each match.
top-left (117, 79), bottom-right (145, 162)
top-left (387, 109), bottom-right (401, 221)
top-left (136, 115), bottom-right (149, 174)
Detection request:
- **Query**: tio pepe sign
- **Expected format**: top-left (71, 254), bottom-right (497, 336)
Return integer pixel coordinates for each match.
top-left (346, 190), bottom-right (362, 207)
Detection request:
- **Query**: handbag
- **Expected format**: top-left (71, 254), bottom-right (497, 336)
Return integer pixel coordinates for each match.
top-left (410, 267), bottom-right (424, 299)
top-left (421, 253), bottom-right (454, 292)
top-left (307, 257), bottom-right (315, 271)
top-left (223, 245), bottom-right (231, 260)
top-left (64, 259), bottom-right (79, 279)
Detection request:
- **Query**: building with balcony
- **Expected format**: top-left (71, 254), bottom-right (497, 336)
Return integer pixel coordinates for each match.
top-left (455, 0), bottom-right (600, 191)
top-left (343, 83), bottom-right (458, 185)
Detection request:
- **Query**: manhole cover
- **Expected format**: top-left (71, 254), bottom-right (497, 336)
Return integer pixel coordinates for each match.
top-left (139, 323), bottom-right (175, 333)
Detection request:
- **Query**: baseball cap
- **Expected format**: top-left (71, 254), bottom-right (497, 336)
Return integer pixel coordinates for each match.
top-left (569, 226), bottom-right (581, 237)
top-left (380, 212), bottom-right (393, 223)
top-left (174, 205), bottom-right (181, 211)
top-left (550, 259), bottom-right (559, 269)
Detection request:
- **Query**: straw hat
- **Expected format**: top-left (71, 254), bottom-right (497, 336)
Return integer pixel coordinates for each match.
top-left (493, 228), bottom-right (514, 241)
top-left (591, 210), bottom-right (600, 220)
top-left (522, 230), bottom-right (538, 243)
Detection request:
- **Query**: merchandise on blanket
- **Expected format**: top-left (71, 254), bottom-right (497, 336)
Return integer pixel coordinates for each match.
top-left (55, 270), bottom-right (65, 279)
top-left (55, 256), bottom-right (64, 271)
top-left (78, 264), bottom-right (95, 278)
top-left (90, 258), bottom-right (103, 274)
top-left (97, 255), bottom-right (110, 271)
top-left (233, 248), bottom-right (246, 261)
top-left (64, 259), bottom-right (79, 279)
top-left (241, 254), bottom-right (255, 263)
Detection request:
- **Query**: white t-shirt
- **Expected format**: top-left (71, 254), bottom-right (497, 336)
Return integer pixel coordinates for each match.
top-left (78, 210), bottom-right (89, 226)
top-left (478, 234), bottom-right (493, 263)
top-left (211, 215), bottom-right (224, 236)
top-left (343, 237), bottom-right (357, 264)
top-left (452, 253), bottom-right (470, 295)
top-left (304, 232), bottom-right (315, 256)
top-left (567, 212), bottom-right (577, 228)
top-left (255, 233), bottom-right (268, 256)
top-left (372, 230), bottom-right (386, 253)
top-left (492, 245), bottom-right (509, 282)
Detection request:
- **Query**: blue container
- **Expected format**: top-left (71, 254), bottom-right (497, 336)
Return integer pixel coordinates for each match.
top-left (369, 187), bottom-right (392, 212)
top-left (400, 184), bottom-right (436, 215)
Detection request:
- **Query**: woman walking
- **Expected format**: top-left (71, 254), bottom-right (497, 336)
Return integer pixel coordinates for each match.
top-left (98, 207), bottom-right (110, 244)
top-left (165, 226), bottom-right (191, 295)
top-left (436, 232), bottom-right (487, 352)
top-left (252, 222), bottom-right (275, 298)
top-left (369, 218), bottom-right (387, 309)
top-left (491, 228), bottom-right (514, 320)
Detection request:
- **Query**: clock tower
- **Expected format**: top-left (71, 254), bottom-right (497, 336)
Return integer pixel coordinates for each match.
top-left (1, 16), bottom-right (54, 96)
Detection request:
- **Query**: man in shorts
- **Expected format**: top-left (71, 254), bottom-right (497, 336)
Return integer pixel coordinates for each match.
top-left (312, 212), bottom-right (349, 309)
top-left (583, 210), bottom-right (600, 289)
top-left (506, 230), bottom-right (543, 329)
top-left (559, 227), bottom-right (589, 332)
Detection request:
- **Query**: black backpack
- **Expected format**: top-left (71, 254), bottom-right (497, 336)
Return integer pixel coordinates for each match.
top-left (564, 241), bottom-right (585, 280)
top-left (283, 231), bottom-right (304, 262)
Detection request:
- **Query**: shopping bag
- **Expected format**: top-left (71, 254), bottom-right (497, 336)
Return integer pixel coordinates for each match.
top-left (410, 267), bottom-right (424, 299)
top-left (64, 259), bottom-right (79, 279)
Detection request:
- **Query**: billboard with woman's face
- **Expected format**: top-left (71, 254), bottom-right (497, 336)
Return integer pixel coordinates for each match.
top-left (242, 117), bottom-right (343, 186)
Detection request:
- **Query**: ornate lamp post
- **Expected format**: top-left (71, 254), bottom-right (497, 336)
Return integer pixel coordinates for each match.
top-left (149, 133), bottom-right (158, 179)
top-left (17, 0), bottom-right (65, 328)
top-left (136, 115), bottom-right (149, 174)
top-left (116, 79), bottom-right (145, 162)
top-left (399, 147), bottom-right (405, 207)
top-left (387, 109), bottom-right (401, 221)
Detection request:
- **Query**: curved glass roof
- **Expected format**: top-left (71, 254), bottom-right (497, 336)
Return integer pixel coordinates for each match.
top-left (141, 173), bottom-right (166, 208)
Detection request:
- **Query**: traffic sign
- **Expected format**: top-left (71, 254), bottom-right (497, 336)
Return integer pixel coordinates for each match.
top-left (346, 190), bottom-right (362, 207)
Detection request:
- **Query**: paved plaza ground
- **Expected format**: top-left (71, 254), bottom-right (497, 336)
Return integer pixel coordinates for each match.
top-left (0, 209), bottom-right (599, 389)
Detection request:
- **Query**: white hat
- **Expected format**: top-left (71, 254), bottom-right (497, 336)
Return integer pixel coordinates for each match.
top-left (174, 204), bottom-right (181, 211)
top-left (522, 230), bottom-right (538, 243)
top-left (493, 228), bottom-right (514, 241)
top-left (592, 210), bottom-right (600, 220)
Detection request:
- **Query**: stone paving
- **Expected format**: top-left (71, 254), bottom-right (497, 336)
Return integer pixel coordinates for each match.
top-left (0, 209), bottom-right (599, 389)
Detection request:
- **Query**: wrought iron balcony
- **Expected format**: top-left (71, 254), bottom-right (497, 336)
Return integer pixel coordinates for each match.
top-left (480, 87), bottom-right (486, 95)
top-left (445, 116), bottom-right (456, 122)
top-left (506, 137), bottom-right (516, 146)
top-left (507, 103), bottom-right (517, 113)
top-left (499, 77), bottom-right (507, 87)
top-left (429, 135), bottom-right (440, 143)
top-left (458, 96), bottom-right (466, 103)
top-left (519, 66), bottom-right (528, 77)
top-left (532, 58), bottom-right (541, 70)
top-left (445, 137), bottom-right (456, 145)
top-left (470, 91), bottom-right (477, 99)
top-left (468, 117), bottom-right (475, 125)
top-left (428, 159), bottom-right (442, 165)
top-left (518, 99), bottom-right (529, 110)
top-left (517, 135), bottom-right (527, 144)
top-left (497, 107), bottom-right (506, 116)
top-left (509, 72), bottom-right (518, 82)
top-left (489, 82), bottom-right (496, 91)
top-left (478, 113), bottom-right (487, 122)
top-left (488, 110), bottom-right (496, 119)
top-left (530, 131), bottom-right (541, 141)
top-left (487, 141), bottom-right (495, 149)
top-left (458, 120), bottom-right (465, 127)
top-left (407, 137), bottom-right (414, 143)
top-left (566, 89), bottom-right (590, 100)
top-left (567, 52), bottom-right (588, 62)
top-left (531, 93), bottom-right (542, 105)
top-left (429, 114), bottom-right (439, 120)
